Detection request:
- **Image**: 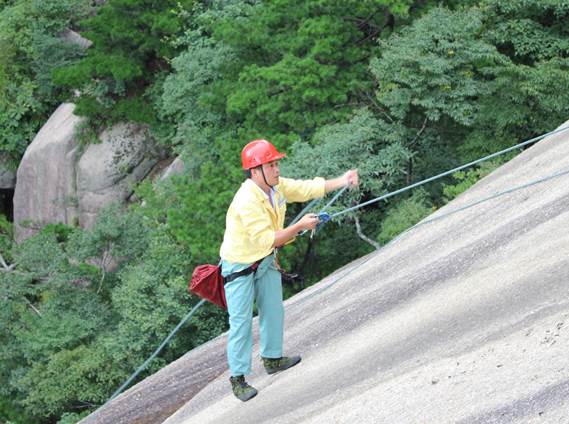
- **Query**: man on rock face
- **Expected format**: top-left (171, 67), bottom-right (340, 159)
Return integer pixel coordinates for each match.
top-left (220, 139), bottom-right (358, 401)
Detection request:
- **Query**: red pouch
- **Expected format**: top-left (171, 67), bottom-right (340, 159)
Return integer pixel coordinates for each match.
top-left (188, 264), bottom-right (227, 309)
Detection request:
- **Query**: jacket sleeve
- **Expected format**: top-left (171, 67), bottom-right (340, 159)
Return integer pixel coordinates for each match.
top-left (279, 177), bottom-right (326, 203)
top-left (238, 201), bottom-right (275, 251)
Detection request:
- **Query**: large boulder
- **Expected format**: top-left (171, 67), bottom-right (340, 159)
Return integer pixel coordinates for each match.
top-left (13, 103), bottom-right (84, 242)
top-left (14, 104), bottom-right (161, 241)
top-left (77, 122), bottom-right (159, 228)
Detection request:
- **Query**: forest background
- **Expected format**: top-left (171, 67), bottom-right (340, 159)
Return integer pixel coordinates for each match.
top-left (1, 0), bottom-right (568, 423)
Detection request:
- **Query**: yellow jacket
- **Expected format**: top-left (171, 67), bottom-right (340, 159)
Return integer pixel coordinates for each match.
top-left (220, 177), bottom-right (326, 263)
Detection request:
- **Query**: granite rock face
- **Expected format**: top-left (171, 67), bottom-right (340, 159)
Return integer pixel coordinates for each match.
top-left (62, 28), bottom-right (93, 49)
top-left (76, 122), bottom-right (158, 228)
top-left (13, 103), bottom-right (84, 242)
top-left (164, 120), bottom-right (569, 424)
top-left (14, 104), bottom-right (160, 241)
top-left (159, 157), bottom-right (186, 181)
top-left (80, 120), bottom-right (569, 424)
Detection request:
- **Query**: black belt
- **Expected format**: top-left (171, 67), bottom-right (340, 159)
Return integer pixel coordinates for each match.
top-left (224, 255), bottom-right (269, 284)
top-left (224, 264), bottom-right (258, 284)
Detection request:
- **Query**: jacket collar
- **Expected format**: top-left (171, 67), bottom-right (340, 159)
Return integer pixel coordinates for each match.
top-left (244, 178), bottom-right (278, 199)
top-left (244, 179), bottom-right (278, 218)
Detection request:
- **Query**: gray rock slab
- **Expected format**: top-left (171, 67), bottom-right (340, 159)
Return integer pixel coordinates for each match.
top-left (164, 121), bottom-right (569, 424)
top-left (13, 103), bottom-right (84, 241)
top-left (62, 29), bottom-right (92, 49)
top-left (77, 122), bottom-right (158, 228)
top-left (79, 334), bottom-right (228, 424)
top-left (81, 121), bottom-right (569, 424)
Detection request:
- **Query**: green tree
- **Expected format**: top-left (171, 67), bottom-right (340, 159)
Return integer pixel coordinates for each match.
top-left (0, 214), bottom-right (13, 264)
top-left (482, 0), bottom-right (569, 64)
top-left (0, 224), bottom-right (108, 421)
top-left (370, 7), bottom-right (510, 172)
top-left (283, 108), bottom-right (413, 213)
top-left (159, 0), bottom-right (416, 283)
top-left (53, 0), bottom-right (195, 126)
top-left (160, 33), bottom-right (237, 174)
top-left (0, 0), bottom-right (91, 165)
top-left (377, 188), bottom-right (433, 244)
top-left (441, 159), bottom-right (505, 202)
top-left (472, 0), bottom-right (569, 154)
top-left (0, 202), bottom-right (224, 422)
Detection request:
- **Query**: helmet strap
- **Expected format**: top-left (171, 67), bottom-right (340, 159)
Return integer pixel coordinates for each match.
top-left (260, 165), bottom-right (274, 188)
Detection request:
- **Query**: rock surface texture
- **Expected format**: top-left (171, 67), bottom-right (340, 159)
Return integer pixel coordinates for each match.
top-left (14, 104), bottom-right (159, 241)
top-left (62, 29), bottom-right (93, 49)
top-left (159, 157), bottom-right (185, 181)
top-left (81, 120), bottom-right (569, 424)
top-left (76, 122), bottom-right (158, 228)
top-left (13, 103), bottom-right (84, 241)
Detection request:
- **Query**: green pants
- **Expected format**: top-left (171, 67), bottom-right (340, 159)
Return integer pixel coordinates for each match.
top-left (221, 254), bottom-right (284, 376)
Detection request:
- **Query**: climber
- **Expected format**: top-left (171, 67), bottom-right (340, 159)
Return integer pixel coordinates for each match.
top-left (220, 139), bottom-right (358, 401)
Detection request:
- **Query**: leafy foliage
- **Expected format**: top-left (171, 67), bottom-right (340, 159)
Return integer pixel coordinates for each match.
top-left (482, 0), bottom-right (569, 63)
top-left (377, 188), bottom-right (433, 244)
top-left (158, 0), bottom-right (416, 286)
top-left (370, 6), bottom-right (511, 174)
top-left (0, 202), bottom-right (225, 422)
top-left (441, 159), bottom-right (505, 201)
top-left (4, 0), bottom-right (569, 422)
top-left (53, 0), bottom-right (195, 125)
top-left (373, 8), bottom-right (505, 126)
top-left (0, 214), bottom-right (13, 263)
top-left (161, 0), bottom-right (414, 158)
top-left (0, 0), bottom-right (91, 165)
top-left (283, 108), bottom-right (413, 215)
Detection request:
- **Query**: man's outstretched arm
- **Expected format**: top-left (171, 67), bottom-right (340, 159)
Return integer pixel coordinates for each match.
top-left (324, 169), bottom-right (359, 193)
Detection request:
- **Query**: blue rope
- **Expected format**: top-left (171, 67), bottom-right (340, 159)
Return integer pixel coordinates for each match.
top-left (414, 168), bottom-right (569, 229)
top-left (289, 198), bottom-right (321, 225)
top-left (103, 182), bottom-right (343, 404)
top-left (289, 185), bottom-right (348, 226)
top-left (319, 185), bottom-right (349, 214)
top-left (292, 166), bottom-right (569, 309)
top-left (328, 124), bottom-right (569, 220)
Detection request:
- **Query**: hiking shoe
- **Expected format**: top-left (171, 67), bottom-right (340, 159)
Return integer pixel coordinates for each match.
top-left (230, 375), bottom-right (258, 402)
top-left (262, 355), bottom-right (302, 375)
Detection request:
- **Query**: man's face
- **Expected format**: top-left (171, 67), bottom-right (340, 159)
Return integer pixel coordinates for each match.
top-left (260, 160), bottom-right (280, 186)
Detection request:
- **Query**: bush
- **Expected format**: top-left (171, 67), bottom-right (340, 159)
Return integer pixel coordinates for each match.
top-left (377, 189), bottom-right (434, 244)
top-left (53, 0), bottom-right (195, 125)
top-left (0, 0), bottom-right (92, 165)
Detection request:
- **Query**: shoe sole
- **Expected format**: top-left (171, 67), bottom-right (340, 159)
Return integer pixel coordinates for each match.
top-left (266, 357), bottom-right (302, 375)
top-left (238, 390), bottom-right (258, 402)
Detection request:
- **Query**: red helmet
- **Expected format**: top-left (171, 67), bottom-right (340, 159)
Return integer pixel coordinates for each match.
top-left (241, 139), bottom-right (286, 170)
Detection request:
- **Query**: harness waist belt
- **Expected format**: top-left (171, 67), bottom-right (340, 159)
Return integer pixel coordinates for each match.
top-left (224, 253), bottom-right (271, 284)
top-left (224, 263), bottom-right (259, 284)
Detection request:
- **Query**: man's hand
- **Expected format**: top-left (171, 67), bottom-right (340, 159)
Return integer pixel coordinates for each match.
top-left (298, 213), bottom-right (320, 231)
top-left (273, 213), bottom-right (320, 247)
top-left (325, 169), bottom-right (359, 193)
top-left (343, 169), bottom-right (359, 188)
